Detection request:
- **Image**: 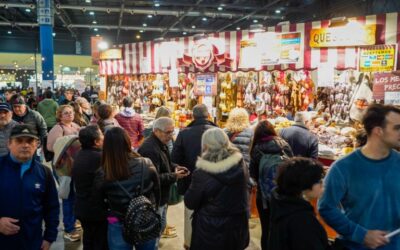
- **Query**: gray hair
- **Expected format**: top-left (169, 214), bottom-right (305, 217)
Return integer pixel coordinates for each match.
top-left (201, 128), bottom-right (239, 162)
top-left (294, 112), bottom-right (310, 124)
top-left (153, 117), bottom-right (174, 132)
top-left (193, 104), bottom-right (209, 119)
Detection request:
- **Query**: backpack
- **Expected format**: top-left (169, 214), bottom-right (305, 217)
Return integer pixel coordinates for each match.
top-left (116, 161), bottom-right (161, 245)
top-left (258, 140), bottom-right (289, 209)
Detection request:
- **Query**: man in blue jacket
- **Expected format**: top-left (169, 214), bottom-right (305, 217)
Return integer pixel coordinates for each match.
top-left (319, 104), bottom-right (400, 250)
top-left (0, 124), bottom-right (60, 250)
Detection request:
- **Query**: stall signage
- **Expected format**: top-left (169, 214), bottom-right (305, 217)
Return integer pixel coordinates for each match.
top-left (280, 32), bottom-right (302, 64)
top-left (194, 73), bottom-right (217, 96)
top-left (385, 92), bottom-right (400, 105)
top-left (310, 24), bottom-right (376, 48)
top-left (359, 45), bottom-right (397, 72)
top-left (100, 49), bottom-right (123, 60)
top-left (373, 72), bottom-right (400, 103)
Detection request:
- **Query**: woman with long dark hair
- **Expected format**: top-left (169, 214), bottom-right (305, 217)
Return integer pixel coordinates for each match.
top-left (249, 120), bottom-right (293, 250)
top-left (95, 127), bottom-right (160, 250)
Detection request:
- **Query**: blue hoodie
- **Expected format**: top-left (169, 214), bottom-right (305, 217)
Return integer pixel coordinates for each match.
top-left (318, 149), bottom-right (400, 250)
top-left (0, 154), bottom-right (59, 250)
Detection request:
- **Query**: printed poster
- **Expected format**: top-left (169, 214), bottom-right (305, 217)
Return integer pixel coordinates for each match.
top-left (359, 45), bottom-right (397, 73)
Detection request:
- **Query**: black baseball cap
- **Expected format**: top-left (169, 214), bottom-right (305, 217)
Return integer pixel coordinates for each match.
top-left (0, 102), bottom-right (11, 112)
top-left (10, 124), bottom-right (39, 140)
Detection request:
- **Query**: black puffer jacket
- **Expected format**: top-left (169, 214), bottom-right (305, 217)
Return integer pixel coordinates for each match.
top-left (184, 152), bottom-right (249, 250)
top-left (249, 136), bottom-right (293, 182)
top-left (268, 190), bottom-right (330, 250)
top-left (94, 157), bottom-right (160, 219)
top-left (225, 128), bottom-right (253, 165)
top-left (138, 133), bottom-right (177, 206)
top-left (172, 118), bottom-right (218, 194)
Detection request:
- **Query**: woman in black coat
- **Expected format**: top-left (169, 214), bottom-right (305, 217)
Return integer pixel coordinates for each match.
top-left (184, 128), bottom-right (249, 250)
top-left (268, 157), bottom-right (330, 250)
top-left (249, 120), bottom-right (293, 250)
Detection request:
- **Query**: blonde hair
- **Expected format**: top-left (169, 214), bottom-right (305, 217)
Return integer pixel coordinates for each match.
top-left (225, 108), bottom-right (250, 133)
top-left (56, 105), bottom-right (74, 122)
top-left (201, 128), bottom-right (239, 162)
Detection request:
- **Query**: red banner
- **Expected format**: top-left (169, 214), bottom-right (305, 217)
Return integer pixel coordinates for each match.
top-left (373, 71), bottom-right (400, 100)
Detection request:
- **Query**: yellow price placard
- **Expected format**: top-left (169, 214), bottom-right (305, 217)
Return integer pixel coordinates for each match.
top-left (359, 45), bottom-right (397, 72)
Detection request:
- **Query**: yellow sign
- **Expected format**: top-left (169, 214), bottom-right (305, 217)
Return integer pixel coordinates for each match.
top-left (359, 45), bottom-right (397, 72)
top-left (100, 49), bottom-right (122, 60)
top-left (310, 24), bottom-right (376, 47)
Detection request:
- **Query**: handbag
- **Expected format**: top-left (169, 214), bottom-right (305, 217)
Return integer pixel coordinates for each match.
top-left (168, 183), bottom-right (183, 205)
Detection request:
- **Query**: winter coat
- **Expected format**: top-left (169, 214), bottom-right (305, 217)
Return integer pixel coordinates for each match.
top-left (249, 136), bottom-right (293, 182)
top-left (37, 98), bottom-right (58, 129)
top-left (280, 123), bottom-right (319, 158)
top-left (0, 120), bottom-right (17, 156)
top-left (72, 148), bottom-right (107, 221)
top-left (94, 157), bottom-right (160, 219)
top-left (268, 190), bottom-right (330, 250)
top-left (225, 127), bottom-right (253, 165)
top-left (171, 118), bottom-right (218, 194)
top-left (0, 154), bottom-right (60, 249)
top-left (12, 107), bottom-right (48, 142)
top-left (114, 108), bottom-right (144, 148)
top-left (185, 153), bottom-right (250, 250)
top-left (46, 122), bottom-right (80, 152)
top-left (138, 133), bottom-right (177, 206)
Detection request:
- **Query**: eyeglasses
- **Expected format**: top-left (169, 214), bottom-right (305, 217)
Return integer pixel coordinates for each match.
top-left (162, 130), bottom-right (175, 135)
top-left (62, 111), bottom-right (74, 115)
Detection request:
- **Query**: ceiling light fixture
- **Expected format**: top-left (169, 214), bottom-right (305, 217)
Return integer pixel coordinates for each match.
top-left (148, 14), bottom-right (153, 18)
top-left (275, 9), bottom-right (281, 14)
top-left (202, 17), bottom-right (207, 21)
top-left (7, 31), bottom-right (11, 34)
top-left (192, 25), bottom-right (196, 29)
top-left (52, 32), bottom-right (56, 37)
top-left (92, 21), bottom-right (97, 24)
top-left (143, 23), bottom-right (147, 27)
top-left (85, 0), bottom-right (91, 3)
top-left (140, 30), bottom-right (144, 33)
top-left (154, 3), bottom-right (160, 7)
top-left (89, 11), bottom-right (95, 15)
top-left (25, 8), bottom-right (31, 13)
top-left (94, 28), bottom-right (98, 31)
top-left (183, 31), bottom-right (187, 35)
top-left (217, 6), bottom-right (223, 11)
top-left (136, 35), bottom-right (141, 39)
top-left (236, 27), bottom-right (241, 30)
top-left (253, 19), bottom-right (258, 23)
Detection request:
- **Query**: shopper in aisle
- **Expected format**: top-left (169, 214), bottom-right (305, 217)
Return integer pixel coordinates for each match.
top-left (72, 125), bottom-right (108, 250)
top-left (75, 97), bottom-right (92, 124)
top-left (0, 102), bottom-right (17, 156)
top-left (225, 107), bottom-right (253, 166)
top-left (11, 94), bottom-right (48, 145)
top-left (319, 104), bottom-right (400, 250)
top-left (58, 88), bottom-right (75, 105)
top-left (268, 157), bottom-right (329, 250)
top-left (184, 128), bottom-right (249, 250)
top-left (70, 101), bottom-right (89, 127)
top-left (280, 111), bottom-right (318, 158)
top-left (37, 90), bottom-right (58, 131)
top-left (143, 106), bottom-right (171, 138)
top-left (115, 97), bottom-right (144, 149)
top-left (47, 104), bottom-right (81, 242)
top-left (97, 103), bottom-right (121, 133)
top-left (171, 104), bottom-right (217, 249)
top-left (94, 127), bottom-right (160, 250)
top-left (47, 105), bottom-right (80, 152)
top-left (3, 89), bottom-right (15, 104)
top-left (0, 124), bottom-right (59, 250)
top-left (249, 120), bottom-right (293, 250)
top-left (89, 100), bottom-right (105, 125)
top-left (138, 117), bottom-right (189, 247)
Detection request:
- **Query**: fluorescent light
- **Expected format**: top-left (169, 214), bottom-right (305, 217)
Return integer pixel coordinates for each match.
top-left (92, 21), bottom-right (97, 24)
top-left (89, 11), bottom-right (95, 15)
top-left (202, 17), bottom-right (207, 21)
top-left (148, 15), bottom-right (153, 18)
top-left (236, 27), bottom-right (241, 30)
top-left (183, 32), bottom-right (187, 35)
top-left (140, 30), bottom-right (144, 33)
top-left (253, 19), bottom-right (258, 23)
top-left (154, 3), bottom-right (160, 7)
top-left (275, 9), bottom-right (281, 14)
top-left (94, 28), bottom-right (98, 31)
top-left (7, 31), bottom-right (11, 34)
top-left (85, 0), bottom-right (91, 2)
top-left (192, 25), bottom-right (196, 29)
top-left (143, 23), bottom-right (147, 27)
top-left (217, 6), bottom-right (223, 11)
top-left (25, 8), bottom-right (31, 13)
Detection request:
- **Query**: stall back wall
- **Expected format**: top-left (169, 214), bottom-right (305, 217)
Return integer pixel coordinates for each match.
top-left (99, 12), bottom-right (400, 75)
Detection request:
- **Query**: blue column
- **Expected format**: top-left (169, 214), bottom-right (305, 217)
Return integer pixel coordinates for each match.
top-left (38, 0), bottom-right (54, 88)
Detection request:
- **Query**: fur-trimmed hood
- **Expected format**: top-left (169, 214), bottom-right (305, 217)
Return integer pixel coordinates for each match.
top-left (196, 152), bottom-right (243, 174)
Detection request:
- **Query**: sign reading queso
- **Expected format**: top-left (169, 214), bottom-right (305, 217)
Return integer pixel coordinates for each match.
top-left (310, 24), bottom-right (376, 47)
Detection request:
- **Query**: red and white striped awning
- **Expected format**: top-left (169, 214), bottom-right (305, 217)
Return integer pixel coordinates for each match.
top-left (99, 12), bottom-right (400, 75)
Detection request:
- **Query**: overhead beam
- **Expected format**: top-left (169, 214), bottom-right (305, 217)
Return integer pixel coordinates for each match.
top-left (162, 0), bottom-right (203, 37)
top-left (217, 0), bottom-right (283, 32)
top-left (116, 0), bottom-right (126, 42)
top-left (0, 2), bottom-right (282, 20)
top-left (130, 0), bottom-right (259, 11)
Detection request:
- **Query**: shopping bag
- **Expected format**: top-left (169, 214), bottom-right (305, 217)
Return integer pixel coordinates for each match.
top-left (168, 183), bottom-right (183, 205)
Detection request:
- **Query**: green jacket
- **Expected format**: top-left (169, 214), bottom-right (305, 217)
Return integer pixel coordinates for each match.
top-left (37, 99), bottom-right (58, 129)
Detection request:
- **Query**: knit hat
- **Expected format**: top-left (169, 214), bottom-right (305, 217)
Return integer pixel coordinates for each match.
top-left (0, 102), bottom-right (11, 112)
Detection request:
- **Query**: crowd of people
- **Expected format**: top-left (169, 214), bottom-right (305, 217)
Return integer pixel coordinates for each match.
top-left (0, 87), bottom-right (400, 250)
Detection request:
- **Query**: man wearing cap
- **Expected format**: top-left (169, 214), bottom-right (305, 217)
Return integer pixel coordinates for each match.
top-left (0, 124), bottom-right (60, 250)
top-left (0, 102), bottom-right (17, 156)
top-left (11, 95), bottom-right (48, 144)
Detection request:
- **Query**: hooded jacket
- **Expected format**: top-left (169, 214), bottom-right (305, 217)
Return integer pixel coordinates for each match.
top-left (268, 190), bottom-right (330, 250)
top-left (114, 108), bottom-right (144, 148)
top-left (37, 98), bottom-right (58, 129)
top-left (280, 123), bottom-right (319, 158)
top-left (184, 152), bottom-right (250, 250)
top-left (171, 118), bottom-right (218, 194)
top-left (225, 128), bottom-right (253, 165)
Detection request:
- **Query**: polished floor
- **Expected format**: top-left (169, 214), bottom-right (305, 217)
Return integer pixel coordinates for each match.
top-left (50, 202), bottom-right (262, 250)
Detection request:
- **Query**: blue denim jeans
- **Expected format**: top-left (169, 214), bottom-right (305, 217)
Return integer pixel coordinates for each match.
top-left (155, 205), bottom-right (167, 249)
top-left (62, 181), bottom-right (76, 233)
top-left (108, 222), bottom-right (156, 250)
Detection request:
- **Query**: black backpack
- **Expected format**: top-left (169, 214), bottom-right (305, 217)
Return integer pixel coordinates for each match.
top-left (116, 162), bottom-right (161, 245)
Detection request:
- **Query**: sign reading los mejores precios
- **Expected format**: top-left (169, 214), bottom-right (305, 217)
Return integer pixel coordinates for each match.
top-left (310, 24), bottom-right (376, 47)
top-left (373, 71), bottom-right (400, 105)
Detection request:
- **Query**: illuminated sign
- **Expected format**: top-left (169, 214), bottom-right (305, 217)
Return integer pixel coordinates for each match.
top-left (100, 49), bottom-right (123, 60)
